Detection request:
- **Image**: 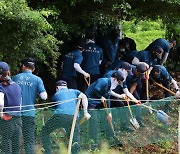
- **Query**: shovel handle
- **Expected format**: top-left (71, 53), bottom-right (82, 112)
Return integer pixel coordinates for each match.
top-left (127, 101), bottom-right (134, 118)
top-left (84, 76), bottom-right (90, 87)
top-left (68, 98), bottom-right (81, 154)
top-left (102, 100), bottom-right (115, 133)
top-left (145, 70), bottom-right (149, 100)
top-left (79, 116), bottom-right (87, 125)
top-left (154, 81), bottom-right (176, 95)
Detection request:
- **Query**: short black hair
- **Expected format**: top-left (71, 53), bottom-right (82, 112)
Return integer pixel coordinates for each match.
top-left (22, 58), bottom-right (35, 70)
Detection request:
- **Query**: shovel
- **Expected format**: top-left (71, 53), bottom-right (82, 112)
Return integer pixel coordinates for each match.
top-left (141, 103), bottom-right (171, 126)
top-left (127, 101), bottom-right (139, 129)
top-left (127, 97), bottom-right (171, 126)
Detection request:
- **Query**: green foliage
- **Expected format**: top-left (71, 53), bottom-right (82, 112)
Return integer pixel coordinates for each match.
top-left (0, 0), bottom-right (61, 77)
top-left (122, 20), bottom-right (166, 50)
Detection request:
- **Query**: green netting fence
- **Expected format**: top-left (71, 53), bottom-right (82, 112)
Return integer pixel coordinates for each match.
top-left (0, 96), bottom-right (179, 153)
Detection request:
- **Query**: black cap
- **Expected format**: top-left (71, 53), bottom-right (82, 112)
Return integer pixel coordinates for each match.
top-left (136, 64), bottom-right (147, 79)
top-left (151, 65), bottom-right (161, 78)
top-left (111, 71), bottom-right (124, 81)
top-left (121, 62), bottom-right (133, 75)
top-left (56, 80), bottom-right (67, 87)
top-left (22, 58), bottom-right (35, 69)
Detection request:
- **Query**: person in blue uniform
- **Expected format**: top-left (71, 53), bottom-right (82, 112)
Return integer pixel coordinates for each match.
top-left (85, 71), bottom-right (126, 147)
top-left (77, 32), bottom-right (103, 91)
top-left (120, 64), bottom-right (147, 128)
top-left (42, 80), bottom-right (91, 154)
top-left (117, 38), bottom-right (138, 64)
top-left (104, 61), bottom-right (133, 78)
top-left (61, 38), bottom-right (90, 89)
top-left (13, 58), bottom-right (47, 154)
top-left (100, 26), bottom-right (121, 74)
top-left (132, 46), bottom-right (164, 100)
top-left (0, 62), bottom-right (22, 154)
top-left (82, 32), bottom-right (103, 83)
top-left (150, 65), bottom-right (180, 112)
top-left (145, 38), bottom-right (176, 65)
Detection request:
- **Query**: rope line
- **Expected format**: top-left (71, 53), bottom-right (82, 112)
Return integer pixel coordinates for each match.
top-left (1, 97), bottom-right (179, 114)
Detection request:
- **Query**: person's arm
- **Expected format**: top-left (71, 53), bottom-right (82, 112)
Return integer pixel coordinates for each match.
top-left (123, 88), bottom-right (139, 103)
top-left (109, 90), bottom-right (126, 99)
top-left (132, 57), bottom-right (149, 68)
top-left (39, 91), bottom-right (48, 100)
top-left (0, 92), bottom-right (4, 118)
top-left (78, 93), bottom-right (91, 119)
top-left (160, 52), bottom-right (169, 65)
top-left (74, 63), bottom-right (90, 78)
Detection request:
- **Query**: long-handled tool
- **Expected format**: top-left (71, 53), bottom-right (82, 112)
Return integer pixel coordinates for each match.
top-left (127, 97), bottom-right (171, 126)
top-left (126, 100), bottom-right (139, 129)
top-left (68, 98), bottom-right (81, 154)
top-left (140, 103), bottom-right (171, 126)
top-left (84, 76), bottom-right (90, 87)
top-left (146, 70), bottom-right (153, 114)
top-left (154, 81), bottom-right (175, 95)
top-left (102, 100), bottom-right (115, 133)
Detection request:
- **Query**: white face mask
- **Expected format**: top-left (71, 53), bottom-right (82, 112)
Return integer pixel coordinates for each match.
top-left (110, 78), bottom-right (119, 90)
top-left (120, 48), bottom-right (125, 52)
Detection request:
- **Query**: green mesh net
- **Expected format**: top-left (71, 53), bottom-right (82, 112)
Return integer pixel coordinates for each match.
top-left (34, 96), bottom-right (179, 153)
top-left (0, 97), bottom-right (179, 153)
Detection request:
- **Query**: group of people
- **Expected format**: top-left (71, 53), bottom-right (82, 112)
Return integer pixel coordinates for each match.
top-left (0, 27), bottom-right (179, 154)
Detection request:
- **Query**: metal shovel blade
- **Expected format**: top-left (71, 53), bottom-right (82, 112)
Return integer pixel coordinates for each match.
top-left (130, 117), bottom-right (140, 129)
top-left (157, 110), bottom-right (171, 126)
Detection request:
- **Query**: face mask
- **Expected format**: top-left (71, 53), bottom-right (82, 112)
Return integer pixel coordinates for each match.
top-left (120, 48), bottom-right (125, 52)
top-left (110, 78), bottom-right (119, 90)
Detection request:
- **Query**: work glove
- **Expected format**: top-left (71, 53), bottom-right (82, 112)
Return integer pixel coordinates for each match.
top-left (176, 90), bottom-right (180, 98)
top-left (84, 72), bottom-right (90, 78)
top-left (119, 94), bottom-right (127, 99)
top-left (101, 96), bottom-right (106, 103)
top-left (84, 110), bottom-right (91, 120)
top-left (107, 112), bottom-right (112, 123)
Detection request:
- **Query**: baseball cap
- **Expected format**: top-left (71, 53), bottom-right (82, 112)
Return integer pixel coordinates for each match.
top-left (111, 71), bottom-right (124, 82)
top-left (136, 64), bottom-right (147, 79)
top-left (121, 62), bottom-right (133, 75)
top-left (22, 58), bottom-right (35, 69)
top-left (56, 80), bottom-right (67, 87)
top-left (0, 62), bottom-right (9, 74)
top-left (151, 65), bottom-right (160, 78)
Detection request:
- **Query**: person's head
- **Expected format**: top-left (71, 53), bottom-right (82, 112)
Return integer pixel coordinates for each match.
top-left (111, 71), bottom-right (125, 85)
top-left (22, 58), bottom-right (35, 72)
top-left (124, 37), bottom-right (137, 51)
top-left (117, 39), bottom-right (129, 59)
top-left (151, 65), bottom-right (161, 79)
top-left (0, 62), bottom-right (10, 85)
top-left (135, 64), bottom-right (147, 79)
top-left (151, 46), bottom-right (164, 59)
top-left (169, 39), bottom-right (176, 50)
top-left (74, 38), bottom-right (85, 52)
top-left (109, 25), bottom-right (121, 40)
top-left (120, 62), bottom-right (133, 75)
top-left (55, 80), bottom-right (67, 91)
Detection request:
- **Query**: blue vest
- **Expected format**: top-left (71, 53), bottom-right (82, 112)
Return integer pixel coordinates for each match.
top-left (81, 43), bottom-right (103, 75)
top-left (52, 88), bottom-right (81, 115)
top-left (13, 70), bottom-right (46, 117)
top-left (0, 79), bottom-right (22, 116)
top-left (61, 50), bottom-right (83, 79)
